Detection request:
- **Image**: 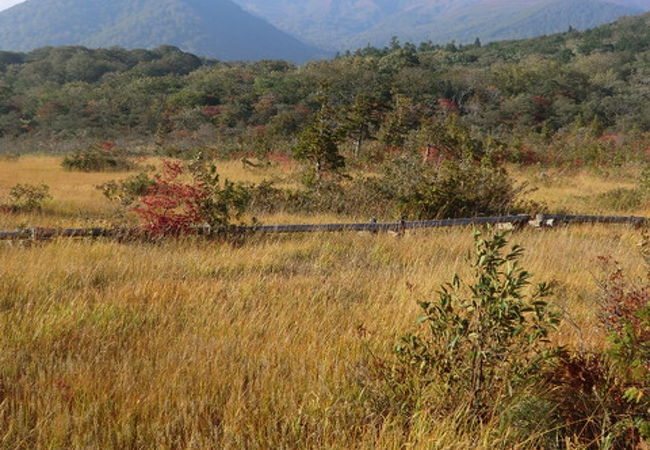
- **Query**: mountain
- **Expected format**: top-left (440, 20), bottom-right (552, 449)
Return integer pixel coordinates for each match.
top-left (353, 0), bottom-right (645, 49)
top-left (0, 0), bottom-right (325, 62)
top-left (232, 0), bottom-right (411, 49)
top-left (234, 0), bottom-right (647, 50)
top-left (0, 0), bottom-right (23, 10)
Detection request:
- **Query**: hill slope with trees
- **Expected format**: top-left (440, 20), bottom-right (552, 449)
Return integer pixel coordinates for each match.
top-left (236, 0), bottom-right (645, 50)
top-left (1, 11), bottom-right (650, 168)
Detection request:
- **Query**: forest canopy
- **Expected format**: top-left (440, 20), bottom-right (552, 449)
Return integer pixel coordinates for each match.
top-left (1, 12), bottom-right (649, 166)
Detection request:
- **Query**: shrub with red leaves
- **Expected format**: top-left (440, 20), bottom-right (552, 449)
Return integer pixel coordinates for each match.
top-left (538, 249), bottom-right (650, 446)
top-left (598, 255), bottom-right (650, 373)
top-left (543, 350), bottom-right (642, 445)
top-left (132, 159), bottom-right (250, 236)
top-left (133, 161), bottom-right (203, 235)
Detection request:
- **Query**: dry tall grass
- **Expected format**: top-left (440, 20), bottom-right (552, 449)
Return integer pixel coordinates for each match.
top-left (0, 156), bottom-right (647, 228)
top-left (0, 157), bottom-right (648, 447)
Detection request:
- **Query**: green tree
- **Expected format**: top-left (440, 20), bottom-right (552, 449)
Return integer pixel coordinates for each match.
top-left (293, 100), bottom-right (345, 181)
top-left (378, 93), bottom-right (418, 148)
top-left (341, 94), bottom-right (378, 157)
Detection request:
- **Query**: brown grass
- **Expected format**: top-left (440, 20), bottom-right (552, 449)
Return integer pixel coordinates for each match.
top-left (0, 156), bottom-right (647, 447)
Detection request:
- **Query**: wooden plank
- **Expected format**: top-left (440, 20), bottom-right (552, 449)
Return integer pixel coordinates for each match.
top-left (0, 214), bottom-right (645, 242)
top-left (0, 230), bottom-right (31, 240)
top-left (227, 215), bottom-right (532, 234)
top-left (537, 214), bottom-right (648, 227)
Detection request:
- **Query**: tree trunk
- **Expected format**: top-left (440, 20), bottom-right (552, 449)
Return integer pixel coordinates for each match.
top-left (355, 131), bottom-right (363, 158)
top-left (315, 159), bottom-right (322, 180)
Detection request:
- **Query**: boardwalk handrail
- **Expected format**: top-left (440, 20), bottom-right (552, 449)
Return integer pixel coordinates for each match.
top-left (540, 214), bottom-right (648, 226)
top-left (237, 215), bottom-right (531, 234)
top-left (0, 214), bottom-right (647, 241)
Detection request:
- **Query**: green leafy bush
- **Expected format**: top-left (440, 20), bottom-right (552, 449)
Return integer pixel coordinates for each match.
top-left (97, 173), bottom-right (155, 206)
top-left (187, 157), bottom-right (251, 230)
top-left (366, 232), bottom-right (561, 426)
top-left (4, 183), bottom-right (51, 212)
top-left (397, 161), bottom-right (525, 219)
top-left (62, 144), bottom-right (137, 172)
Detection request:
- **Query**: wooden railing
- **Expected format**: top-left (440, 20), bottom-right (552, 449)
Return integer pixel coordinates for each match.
top-left (0, 214), bottom-right (647, 242)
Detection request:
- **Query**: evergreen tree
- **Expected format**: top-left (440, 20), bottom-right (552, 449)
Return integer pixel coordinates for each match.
top-left (341, 94), bottom-right (377, 157)
top-left (293, 99), bottom-right (345, 180)
top-left (378, 93), bottom-right (418, 148)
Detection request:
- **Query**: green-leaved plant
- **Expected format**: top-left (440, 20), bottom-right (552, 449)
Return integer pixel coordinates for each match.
top-left (392, 231), bottom-right (561, 420)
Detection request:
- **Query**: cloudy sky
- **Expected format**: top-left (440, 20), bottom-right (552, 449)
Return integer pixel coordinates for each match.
top-left (0, 0), bottom-right (23, 11)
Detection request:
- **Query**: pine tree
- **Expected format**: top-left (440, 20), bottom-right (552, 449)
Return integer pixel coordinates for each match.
top-left (293, 101), bottom-right (344, 181)
top-left (378, 93), bottom-right (416, 148)
top-left (341, 94), bottom-right (377, 158)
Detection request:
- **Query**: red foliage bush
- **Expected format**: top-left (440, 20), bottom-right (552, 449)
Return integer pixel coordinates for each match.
top-left (598, 255), bottom-right (650, 371)
top-left (132, 160), bottom-right (205, 235)
top-left (437, 98), bottom-right (459, 114)
top-left (201, 105), bottom-right (222, 117)
top-left (132, 159), bottom-right (251, 237)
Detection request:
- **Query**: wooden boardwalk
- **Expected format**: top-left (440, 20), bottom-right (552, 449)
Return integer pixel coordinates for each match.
top-left (0, 214), bottom-right (647, 242)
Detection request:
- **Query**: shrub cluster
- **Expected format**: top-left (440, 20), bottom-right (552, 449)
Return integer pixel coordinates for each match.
top-left (246, 157), bottom-right (528, 220)
top-left (131, 158), bottom-right (250, 236)
top-left (1, 183), bottom-right (51, 212)
top-left (62, 143), bottom-right (138, 172)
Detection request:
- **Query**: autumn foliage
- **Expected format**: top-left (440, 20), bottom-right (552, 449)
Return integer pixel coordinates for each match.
top-left (133, 161), bottom-right (203, 235)
top-left (133, 159), bottom-right (250, 236)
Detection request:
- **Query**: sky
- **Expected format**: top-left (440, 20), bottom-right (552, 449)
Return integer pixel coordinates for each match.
top-left (0, 0), bottom-right (23, 11)
top-left (1, 0), bottom-right (650, 13)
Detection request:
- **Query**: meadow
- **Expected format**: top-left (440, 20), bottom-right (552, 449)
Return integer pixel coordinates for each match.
top-left (0, 156), bottom-right (648, 448)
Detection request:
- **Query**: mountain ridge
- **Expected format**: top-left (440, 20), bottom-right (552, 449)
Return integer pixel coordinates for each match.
top-left (0, 0), bottom-right (325, 62)
top-left (235, 0), bottom-right (647, 50)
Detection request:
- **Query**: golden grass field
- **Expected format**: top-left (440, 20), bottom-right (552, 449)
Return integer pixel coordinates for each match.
top-left (0, 156), bottom-right (648, 448)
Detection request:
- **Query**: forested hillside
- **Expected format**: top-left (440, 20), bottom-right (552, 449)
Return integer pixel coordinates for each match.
top-left (352, 0), bottom-right (643, 49)
top-left (1, 12), bottom-right (649, 165)
top-left (0, 0), bottom-right (323, 62)
top-left (235, 0), bottom-right (645, 49)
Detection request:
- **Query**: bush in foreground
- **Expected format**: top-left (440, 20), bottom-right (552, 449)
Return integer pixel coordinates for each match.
top-left (364, 232), bottom-right (561, 433)
top-left (360, 231), bottom-right (650, 447)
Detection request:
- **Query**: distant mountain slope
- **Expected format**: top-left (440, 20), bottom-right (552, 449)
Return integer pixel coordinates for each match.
top-left (235, 0), bottom-right (646, 50)
top-left (234, 0), bottom-right (412, 49)
top-left (0, 0), bottom-right (325, 62)
top-left (353, 0), bottom-right (644, 48)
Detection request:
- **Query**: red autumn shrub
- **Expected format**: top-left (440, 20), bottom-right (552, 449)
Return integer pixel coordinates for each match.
top-left (132, 159), bottom-right (251, 236)
top-left (133, 160), bottom-right (204, 235)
